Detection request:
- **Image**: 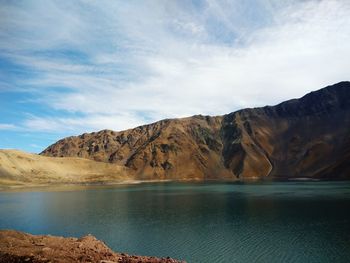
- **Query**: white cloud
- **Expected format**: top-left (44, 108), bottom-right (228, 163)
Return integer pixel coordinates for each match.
top-left (23, 114), bottom-right (146, 133)
top-left (1, 0), bottom-right (350, 134)
top-left (0, 124), bottom-right (17, 130)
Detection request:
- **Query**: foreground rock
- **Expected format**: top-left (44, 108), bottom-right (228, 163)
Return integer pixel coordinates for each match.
top-left (0, 230), bottom-right (185, 263)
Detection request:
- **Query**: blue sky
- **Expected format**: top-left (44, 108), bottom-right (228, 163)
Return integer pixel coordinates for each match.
top-left (0, 0), bottom-right (350, 153)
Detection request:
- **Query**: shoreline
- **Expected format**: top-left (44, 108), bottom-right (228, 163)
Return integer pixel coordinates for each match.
top-left (0, 177), bottom-right (346, 192)
top-left (0, 179), bottom-right (174, 192)
top-left (0, 230), bottom-right (185, 263)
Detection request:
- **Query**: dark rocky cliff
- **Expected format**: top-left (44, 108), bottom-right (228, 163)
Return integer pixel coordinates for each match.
top-left (41, 82), bottom-right (350, 180)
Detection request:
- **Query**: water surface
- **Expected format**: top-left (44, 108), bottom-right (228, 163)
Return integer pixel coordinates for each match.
top-left (1, 181), bottom-right (350, 262)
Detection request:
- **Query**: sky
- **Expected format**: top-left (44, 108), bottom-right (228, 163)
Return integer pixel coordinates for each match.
top-left (0, 0), bottom-right (350, 153)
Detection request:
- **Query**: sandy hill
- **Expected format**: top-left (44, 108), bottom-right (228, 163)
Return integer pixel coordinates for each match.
top-left (40, 81), bottom-right (350, 180)
top-left (0, 150), bottom-right (132, 187)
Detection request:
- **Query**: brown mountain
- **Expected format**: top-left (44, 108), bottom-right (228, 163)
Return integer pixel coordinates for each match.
top-left (41, 82), bottom-right (350, 180)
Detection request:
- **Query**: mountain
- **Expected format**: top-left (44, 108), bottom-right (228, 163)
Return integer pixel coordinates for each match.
top-left (42, 116), bottom-right (230, 181)
top-left (41, 82), bottom-right (350, 180)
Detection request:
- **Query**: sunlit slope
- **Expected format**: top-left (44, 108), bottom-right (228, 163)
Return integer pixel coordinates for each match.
top-left (0, 150), bottom-right (132, 186)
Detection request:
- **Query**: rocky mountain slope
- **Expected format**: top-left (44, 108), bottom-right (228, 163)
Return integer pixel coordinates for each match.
top-left (0, 230), bottom-right (184, 263)
top-left (41, 82), bottom-right (350, 180)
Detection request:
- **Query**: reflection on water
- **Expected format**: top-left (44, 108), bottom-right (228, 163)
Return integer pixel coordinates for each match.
top-left (1, 181), bottom-right (350, 263)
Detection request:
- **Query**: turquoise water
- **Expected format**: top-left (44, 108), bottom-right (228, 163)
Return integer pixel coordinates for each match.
top-left (1, 181), bottom-right (350, 262)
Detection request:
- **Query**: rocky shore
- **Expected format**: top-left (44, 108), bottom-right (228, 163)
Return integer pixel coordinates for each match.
top-left (0, 230), bottom-right (185, 263)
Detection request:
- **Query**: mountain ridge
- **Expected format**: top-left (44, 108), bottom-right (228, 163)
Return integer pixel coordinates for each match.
top-left (40, 81), bottom-right (350, 180)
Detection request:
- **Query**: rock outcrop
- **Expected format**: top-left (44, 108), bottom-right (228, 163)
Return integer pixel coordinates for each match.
top-left (40, 81), bottom-right (350, 180)
top-left (41, 116), bottom-right (231, 180)
top-left (0, 230), bottom-right (185, 263)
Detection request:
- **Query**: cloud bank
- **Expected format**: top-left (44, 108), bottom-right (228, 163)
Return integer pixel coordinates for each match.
top-left (1, 0), bottom-right (350, 135)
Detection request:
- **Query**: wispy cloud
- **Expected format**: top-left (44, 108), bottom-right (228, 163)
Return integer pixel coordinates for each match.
top-left (23, 113), bottom-right (146, 133)
top-left (1, 0), bottom-right (350, 136)
top-left (0, 124), bottom-right (17, 130)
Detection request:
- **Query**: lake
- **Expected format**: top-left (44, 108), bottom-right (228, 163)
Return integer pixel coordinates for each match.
top-left (1, 181), bottom-right (350, 263)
